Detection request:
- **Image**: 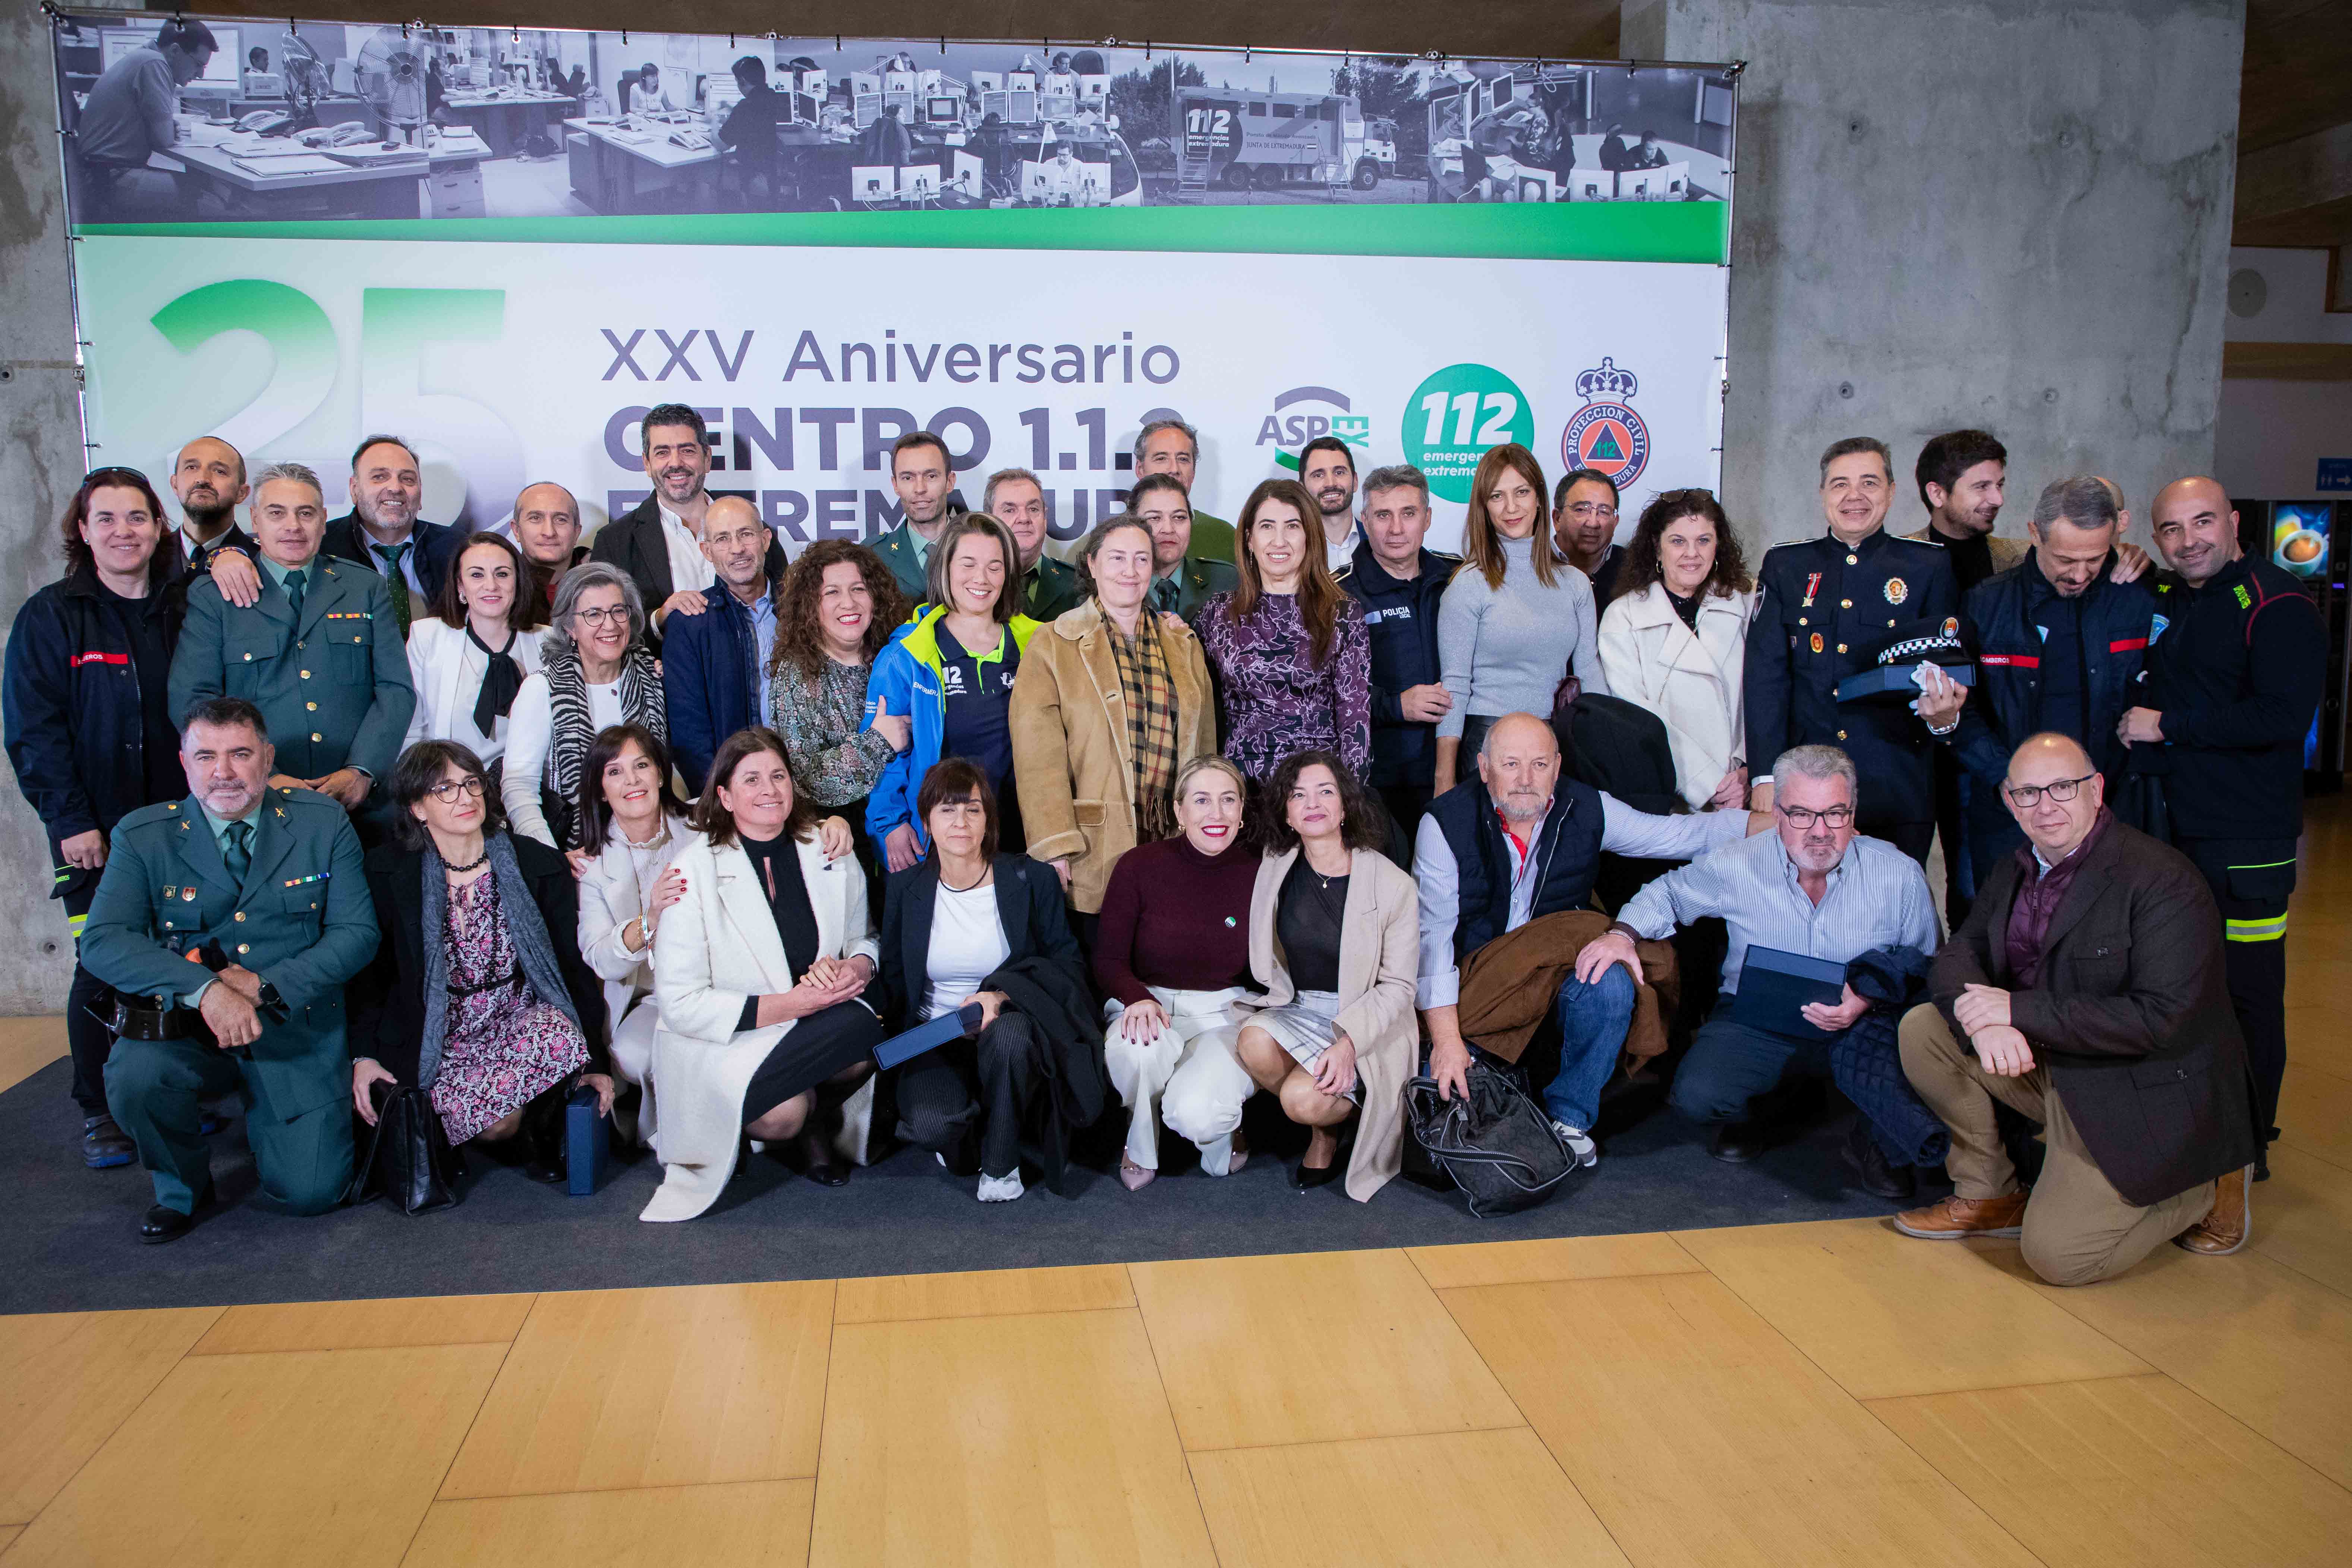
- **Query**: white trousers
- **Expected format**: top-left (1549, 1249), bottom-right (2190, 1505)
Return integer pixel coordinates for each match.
top-left (609, 993), bottom-right (661, 1150)
top-left (1105, 985), bottom-right (1249, 1171)
top-left (1151, 986), bottom-right (1259, 1175)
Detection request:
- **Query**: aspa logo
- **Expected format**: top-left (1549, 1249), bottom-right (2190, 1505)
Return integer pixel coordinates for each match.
top-left (1258, 385), bottom-right (1372, 472)
top-left (1560, 357), bottom-right (1650, 488)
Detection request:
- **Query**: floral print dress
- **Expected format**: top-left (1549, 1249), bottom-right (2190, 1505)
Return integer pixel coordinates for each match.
top-left (429, 873), bottom-right (589, 1144)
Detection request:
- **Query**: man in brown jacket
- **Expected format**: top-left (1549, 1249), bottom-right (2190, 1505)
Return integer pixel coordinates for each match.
top-left (1895, 732), bottom-right (2257, 1283)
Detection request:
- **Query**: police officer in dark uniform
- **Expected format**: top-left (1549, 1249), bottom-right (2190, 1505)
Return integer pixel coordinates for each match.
top-left (2124, 476), bottom-right (2324, 1182)
top-left (167, 460), bottom-right (415, 840)
top-left (78, 698), bottom-right (378, 1242)
top-left (1744, 437), bottom-right (1958, 862)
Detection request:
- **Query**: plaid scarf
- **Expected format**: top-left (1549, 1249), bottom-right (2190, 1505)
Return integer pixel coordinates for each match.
top-left (1105, 603), bottom-right (1180, 843)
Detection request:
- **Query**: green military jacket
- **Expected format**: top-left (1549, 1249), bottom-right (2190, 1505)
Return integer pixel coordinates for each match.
top-left (1186, 510), bottom-right (1237, 564)
top-left (871, 520), bottom-right (932, 602)
top-left (168, 556), bottom-right (416, 783)
top-left (1149, 555), bottom-right (1241, 622)
top-left (78, 787), bottom-right (377, 1121)
top-left (1024, 555), bottom-right (1088, 622)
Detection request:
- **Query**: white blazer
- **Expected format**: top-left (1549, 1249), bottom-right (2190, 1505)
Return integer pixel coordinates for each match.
top-left (1597, 582), bottom-right (1760, 810)
top-left (641, 830), bottom-right (879, 1222)
top-left (578, 821), bottom-right (697, 1145)
top-left (403, 618), bottom-right (547, 764)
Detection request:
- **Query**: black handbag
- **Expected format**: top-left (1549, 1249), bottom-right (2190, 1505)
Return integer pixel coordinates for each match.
top-left (350, 1081), bottom-right (465, 1214)
top-left (1405, 1062), bottom-right (1576, 1217)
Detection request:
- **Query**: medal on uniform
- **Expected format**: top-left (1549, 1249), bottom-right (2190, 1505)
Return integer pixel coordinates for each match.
top-left (1883, 577), bottom-right (1908, 605)
top-left (1801, 572), bottom-right (1822, 607)
top-left (1810, 633), bottom-right (1824, 654)
top-left (162, 886), bottom-right (176, 900)
top-left (183, 888), bottom-right (197, 901)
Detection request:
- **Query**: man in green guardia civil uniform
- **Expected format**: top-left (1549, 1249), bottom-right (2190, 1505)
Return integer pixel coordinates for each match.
top-left (80, 698), bottom-right (377, 1242)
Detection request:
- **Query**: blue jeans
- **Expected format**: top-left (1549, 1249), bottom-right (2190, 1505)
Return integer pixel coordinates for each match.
top-left (1667, 1008), bottom-right (1843, 1126)
top-left (1543, 967), bottom-right (1638, 1132)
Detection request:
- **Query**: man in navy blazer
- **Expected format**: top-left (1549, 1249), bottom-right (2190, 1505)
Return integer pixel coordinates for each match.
top-left (663, 497), bottom-right (782, 795)
top-left (320, 434), bottom-right (467, 634)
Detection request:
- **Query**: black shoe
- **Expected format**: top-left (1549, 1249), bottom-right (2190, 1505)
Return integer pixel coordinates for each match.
top-left (1709, 1121), bottom-right (1765, 1162)
top-left (139, 1181), bottom-right (212, 1244)
top-left (803, 1157), bottom-right (850, 1188)
top-left (82, 1115), bottom-right (134, 1169)
top-left (1291, 1157), bottom-right (1342, 1190)
top-left (1841, 1120), bottom-right (1916, 1201)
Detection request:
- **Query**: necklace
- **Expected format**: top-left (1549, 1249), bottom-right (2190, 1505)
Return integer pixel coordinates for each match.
top-left (444, 849), bottom-right (491, 874)
top-left (941, 866), bottom-right (993, 894)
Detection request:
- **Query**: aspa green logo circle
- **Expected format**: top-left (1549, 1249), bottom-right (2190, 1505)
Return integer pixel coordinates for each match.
top-left (1402, 364), bottom-right (1535, 503)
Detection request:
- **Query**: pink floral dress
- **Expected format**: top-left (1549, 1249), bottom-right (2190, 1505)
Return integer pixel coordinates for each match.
top-left (429, 873), bottom-right (589, 1144)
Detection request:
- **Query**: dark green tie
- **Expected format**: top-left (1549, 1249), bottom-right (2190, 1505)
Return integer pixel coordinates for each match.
top-left (223, 819), bottom-right (253, 883)
top-left (283, 563), bottom-right (305, 621)
top-left (377, 543), bottom-right (413, 633)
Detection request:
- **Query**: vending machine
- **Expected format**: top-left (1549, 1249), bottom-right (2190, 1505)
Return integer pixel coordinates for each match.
top-left (2235, 498), bottom-right (2342, 788)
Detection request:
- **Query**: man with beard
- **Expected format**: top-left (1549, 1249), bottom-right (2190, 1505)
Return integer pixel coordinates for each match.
top-left (662, 497), bottom-right (785, 792)
top-left (981, 468), bottom-right (1086, 621)
top-left (1134, 418), bottom-right (1234, 562)
top-left (201, 436), bottom-right (465, 637)
top-left (496, 482), bottom-right (588, 611)
top-left (590, 403), bottom-right (783, 641)
top-left (869, 431), bottom-right (963, 602)
top-left (167, 437), bottom-right (257, 573)
top-left (1297, 436), bottom-right (1362, 573)
top-left (1552, 468), bottom-right (1625, 607)
top-left (1904, 429), bottom-right (2019, 592)
top-left (1587, 744), bottom-right (1939, 1181)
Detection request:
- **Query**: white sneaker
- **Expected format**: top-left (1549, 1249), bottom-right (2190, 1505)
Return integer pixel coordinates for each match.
top-left (976, 1168), bottom-right (1025, 1202)
top-left (1551, 1120), bottom-right (1599, 1168)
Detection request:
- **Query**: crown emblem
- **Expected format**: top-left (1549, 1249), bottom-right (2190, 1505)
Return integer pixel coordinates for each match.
top-left (1575, 357), bottom-right (1638, 400)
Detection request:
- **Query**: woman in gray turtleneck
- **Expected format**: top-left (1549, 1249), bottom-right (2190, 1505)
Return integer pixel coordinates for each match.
top-left (1432, 443), bottom-right (1608, 792)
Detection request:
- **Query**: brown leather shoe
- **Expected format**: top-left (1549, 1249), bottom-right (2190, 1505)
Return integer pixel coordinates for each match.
top-left (2176, 1165), bottom-right (2252, 1256)
top-left (1893, 1191), bottom-right (2027, 1240)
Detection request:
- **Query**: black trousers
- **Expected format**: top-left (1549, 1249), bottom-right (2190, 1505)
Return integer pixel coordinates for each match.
top-left (742, 1000), bottom-right (885, 1125)
top-left (1863, 816), bottom-right (1936, 868)
top-left (2178, 836), bottom-right (2295, 1147)
top-left (894, 1013), bottom-right (1038, 1180)
top-left (1931, 749), bottom-right (1972, 928)
top-left (62, 878), bottom-right (114, 1117)
top-left (1378, 783), bottom-right (1433, 869)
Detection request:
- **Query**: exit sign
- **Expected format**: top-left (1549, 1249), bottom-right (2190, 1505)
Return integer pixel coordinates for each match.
top-left (2321, 458), bottom-right (2352, 491)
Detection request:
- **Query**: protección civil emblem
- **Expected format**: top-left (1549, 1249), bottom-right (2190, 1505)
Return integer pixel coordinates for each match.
top-left (1561, 357), bottom-right (1651, 489)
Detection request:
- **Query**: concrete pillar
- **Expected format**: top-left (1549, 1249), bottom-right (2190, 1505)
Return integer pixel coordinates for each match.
top-left (1623, 0), bottom-right (2245, 551)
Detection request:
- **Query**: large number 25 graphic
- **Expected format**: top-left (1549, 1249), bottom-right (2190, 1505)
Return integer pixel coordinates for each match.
top-left (149, 281), bottom-right (518, 527)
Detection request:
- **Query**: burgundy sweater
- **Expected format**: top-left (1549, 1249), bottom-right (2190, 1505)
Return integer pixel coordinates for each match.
top-left (1093, 836), bottom-right (1258, 1004)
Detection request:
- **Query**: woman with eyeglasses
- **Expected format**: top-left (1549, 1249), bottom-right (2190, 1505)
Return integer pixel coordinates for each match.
top-left (502, 563), bottom-right (666, 850)
top-left (1597, 488), bottom-right (1760, 810)
top-left (1434, 444), bottom-right (1608, 795)
top-left (402, 532), bottom-right (548, 780)
top-left (3, 467), bottom-right (189, 1171)
top-left (349, 740), bottom-right (611, 1181)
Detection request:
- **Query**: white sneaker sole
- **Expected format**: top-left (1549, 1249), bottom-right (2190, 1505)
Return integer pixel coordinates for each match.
top-left (1893, 1217), bottom-right (2022, 1240)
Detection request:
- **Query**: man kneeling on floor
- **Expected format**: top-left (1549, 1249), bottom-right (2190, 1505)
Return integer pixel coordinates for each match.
top-left (1895, 732), bottom-right (2255, 1280)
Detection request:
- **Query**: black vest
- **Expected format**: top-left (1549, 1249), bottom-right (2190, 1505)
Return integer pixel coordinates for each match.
top-left (1429, 777), bottom-right (1606, 963)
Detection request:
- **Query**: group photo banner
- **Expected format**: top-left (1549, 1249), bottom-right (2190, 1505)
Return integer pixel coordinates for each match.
top-left (53, 13), bottom-right (1739, 551)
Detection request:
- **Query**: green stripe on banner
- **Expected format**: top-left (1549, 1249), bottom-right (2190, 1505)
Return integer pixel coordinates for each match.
top-left (74, 201), bottom-right (1729, 264)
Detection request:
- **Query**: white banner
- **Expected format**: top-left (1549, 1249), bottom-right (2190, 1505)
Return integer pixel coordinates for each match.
top-left (76, 234), bottom-right (1726, 554)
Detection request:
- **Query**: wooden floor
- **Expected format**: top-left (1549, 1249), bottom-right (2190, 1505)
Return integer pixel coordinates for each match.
top-left (3, 806), bottom-right (2350, 1564)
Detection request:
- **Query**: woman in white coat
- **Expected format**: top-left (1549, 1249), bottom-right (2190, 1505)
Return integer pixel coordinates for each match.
top-left (1596, 488), bottom-right (1761, 811)
top-left (403, 532), bottom-right (547, 774)
top-left (641, 727), bottom-right (884, 1222)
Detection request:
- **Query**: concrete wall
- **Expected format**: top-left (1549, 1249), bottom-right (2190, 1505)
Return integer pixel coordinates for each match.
top-left (1623, 0), bottom-right (2246, 547)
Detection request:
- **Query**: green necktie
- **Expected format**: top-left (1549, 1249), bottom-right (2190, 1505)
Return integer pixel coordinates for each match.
top-left (223, 819), bottom-right (253, 883)
top-left (377, 543), bottom-right (413, 633)
top-left (283, 563), bottom-right (305, 621)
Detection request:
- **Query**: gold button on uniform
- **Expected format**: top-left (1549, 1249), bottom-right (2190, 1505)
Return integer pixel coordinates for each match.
top-left (300, 670), bottom-right (311, 679)
top-left (1845, 554), bottom-right (1858, 564)
top-left (1836, 643), bottom-right (1848, 654)
top-left (1838, 730), bottom-right (1848, 740)
top-left (1840, 598), bottom-right (1852, 608)
top-left (233, 911), bottom-right (246, 922)
top-left (237, 943), bottom-right (250, 954)
top-left (312, 732), bottom-right (323, 742)
top-left (306, 702), bottom-right (317, 711)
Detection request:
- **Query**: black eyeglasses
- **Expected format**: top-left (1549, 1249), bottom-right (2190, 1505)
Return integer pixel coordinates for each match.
top-left (424, 776), bottom-right (487, 803)
top-left (1778, 803), bottom-right (1855, 829)
top-left (2004, 773), bottom-right (2096, 808)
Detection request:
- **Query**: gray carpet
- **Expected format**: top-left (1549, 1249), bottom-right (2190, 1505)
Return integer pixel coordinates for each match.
top-left (0, 1059), bottom-right (1937, 1314)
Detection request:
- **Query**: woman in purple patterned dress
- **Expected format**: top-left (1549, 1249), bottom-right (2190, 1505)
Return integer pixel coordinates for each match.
top-left (350, 740), bottom-right (610, 1180)
top-left (1194, 478), bottom-right (1372, 785)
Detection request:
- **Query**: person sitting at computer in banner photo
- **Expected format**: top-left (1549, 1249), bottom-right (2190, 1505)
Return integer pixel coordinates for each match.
top-left (864, 514), bottom-right (1041, 870)
top-left (78, 699), bottom-right (377, 1243)
top-left (881, 759), bottom-right (1096, 1203)
top-left (1167, 751), bottom-right (1417, 1198)
top-left (72, 18), bottom-right (217, 222)
top-left (1597, 488), bottom-right (1760, 811)
top-left (1417, 714), bottom-right (1760, 1167)
top-left (349, 741), bottom-right (610, 1185)
top-left (167, 462), bottom-right (416, 835)
top-left (502, 563), bottom-right (665, 848)
top-left (1894, 734), bottom-right (2259, 1279)
top-left (3, 469), bottom-right (192, 1173)
top-left (1195, 479), bottom-right (1372, 785)
top-left (402, 532), bottom-right (547, 778)
top-left (643, 729), bottom-right (884, 1221)
top-left (1011, 514), bottom-right (1215, 941)
top-left (1434, 444), bottom-right (1608, 794)
top-left (1579, 744), bottom-right (1942, 1195)
top-left (1095, 756), bottom-right (1259, 1187)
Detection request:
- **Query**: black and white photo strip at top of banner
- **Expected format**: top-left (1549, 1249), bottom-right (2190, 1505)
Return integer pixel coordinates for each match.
top-left (54, 13), bottom-right (1736, 227)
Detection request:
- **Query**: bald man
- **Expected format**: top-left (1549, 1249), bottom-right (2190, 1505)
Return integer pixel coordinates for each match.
top-left (2122, 476), bottom-right (2324, 1177)
top-left (497, 481), bottom-right (587, 610)
top-left (167, 437), bottom-right (258, 572)
top-left (661, 495), bottom-right (783, 791)
top-left (1897, 733), bottom-right (2257, 1275)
